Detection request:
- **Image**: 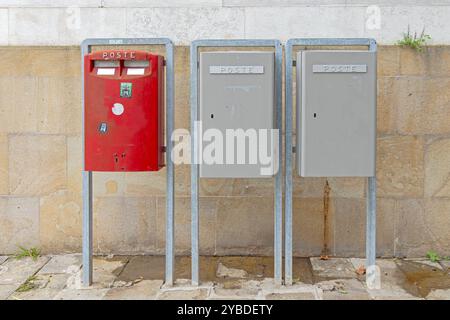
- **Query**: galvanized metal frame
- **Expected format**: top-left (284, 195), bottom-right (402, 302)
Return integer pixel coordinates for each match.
top-left (80, 38), bottom-right (175, 286)
top-left (190, 39), bottom-right (283, 285)
top-left (284, 38), bottom-right (377, 285)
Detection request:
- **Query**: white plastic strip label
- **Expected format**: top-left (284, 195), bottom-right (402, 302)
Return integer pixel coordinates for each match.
top-left (313, 64), bottom-right (367, 73)
top-left (209, 65), bottom-right (264, 74)
top-left (97, 68), bottom-right (115, 75)
top-left (127, 68), bottom-right (145, 75)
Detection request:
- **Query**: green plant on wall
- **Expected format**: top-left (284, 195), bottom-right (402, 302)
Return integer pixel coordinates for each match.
top-left (397, 26), bottom-right (431, 52)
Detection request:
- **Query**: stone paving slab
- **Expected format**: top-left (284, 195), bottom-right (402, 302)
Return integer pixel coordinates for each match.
top-left (0, 256), bottom-right (49, 286)
top-left (426, 289), bottom-right (450, 300)
top-left (38, 254), bottom-right (81, 274)
top-left (0, 256), bottom-right (8, 265)
top-left (1, 255), bottom-right (450, 300)
top-left (0, 256), bottom-right (49, 299)
top-left (104, 280), bottom-right (163, 300)
top-left (317, 279), bottom-right (371, 300)
top-left (53, 287), bottom-right (110, 300)
top-left (8, 273), bottom-right (71, 300)
top-left (310, 258), bottom-right (356, 279)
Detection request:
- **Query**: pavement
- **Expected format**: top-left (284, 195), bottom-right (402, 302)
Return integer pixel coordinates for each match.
top-left (0, 254), bottom-right (449, 300)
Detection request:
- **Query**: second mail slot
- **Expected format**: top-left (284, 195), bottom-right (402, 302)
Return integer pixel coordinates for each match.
top-left (199, 51), bottom-right (276, 178)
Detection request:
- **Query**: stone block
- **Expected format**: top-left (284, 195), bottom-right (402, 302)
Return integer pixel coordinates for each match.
top-left (93, 197), bottom-right (157, 254)
top-left (378, 46), bottom-right (400, 77)
top-left (40, 191), bottom-right (81, 253)
top-left (292, 198), bottom-right (324, 256)
top-left (377, 136), bottom-right (424, 198)
top-left (394, 78), bottom-right (450, 135)
top-left (104, 279), bottom-right (163, 300)
top-left (425, 138), bottom-right (450, 197)
top-left (215, 197), bottom-right (273, 256)
top-left (0, 134), bottom-right (8, 194)
top-left (156, 197), bottom-right (216, 254)
top-left (9, 134), bottom-right (67, 196)
top-left (0, 76), bottom-right (38, 133)
top-left (0, 197), bottom-right (40, 253)
top-left (377, 77), bottom-right (397, 134)
top-left (330, 198), bottom-right (395, 257)
top-left (36, 76), bottom-right (81, 135)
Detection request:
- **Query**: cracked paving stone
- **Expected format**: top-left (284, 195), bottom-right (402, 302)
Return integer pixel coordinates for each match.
top-left (104, 280), bottom-right (163, 300)
top-left (311, 257), bottom-right (356, 279)
top-left (8, 273), bottom-right (71, 300)
top-left (318, 279), bottom-right (370, 300)
top-left (157, 288), bottom-right (209, 300)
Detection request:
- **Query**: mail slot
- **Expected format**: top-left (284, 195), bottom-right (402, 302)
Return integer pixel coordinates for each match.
top-left (297, 50), bottom-right (376, 177)
top-left (84, 49), bottom-right (165, 171)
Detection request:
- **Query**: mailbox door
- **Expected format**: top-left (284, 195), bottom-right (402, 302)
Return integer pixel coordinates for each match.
top-left (84, 50), bottom-right (165, 172)
top-left (199, 51), bottom-right (275, 178)
top-left (297, 50), bottom-right (376, 177)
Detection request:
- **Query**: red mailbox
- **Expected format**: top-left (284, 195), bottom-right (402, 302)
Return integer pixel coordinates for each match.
top-left (84, 50), bottom-right (165, 171)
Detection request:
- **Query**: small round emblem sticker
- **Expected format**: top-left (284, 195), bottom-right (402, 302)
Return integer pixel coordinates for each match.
top-left (112, 103), bottom-right (124, 116)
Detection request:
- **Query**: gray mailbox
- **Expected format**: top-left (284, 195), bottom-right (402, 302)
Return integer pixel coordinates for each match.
top-left (296, 50), bottom-right (376, 177)
top-left (199, 51), bottom-right (275, 178)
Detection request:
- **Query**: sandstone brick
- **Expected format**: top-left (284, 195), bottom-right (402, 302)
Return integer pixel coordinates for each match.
top-left (377, 77), bottom-right (397, 134)
top-left (156, 196), bottom-right (216, 254)
top-left (400, 46), bottom-right (450, 77)
top-left (377, 136), bottom-right (424, 198)
top-left (399, 47), bottom-right (428, 76)
top-left (93, 172), bottom-right (126, 197)
top-left (422, 199), bottom-right (450, 254)
top-left (425, 137), bottom-right (450, 197)
top-left (378, 46), bottom-right (399, 77)
top-left (0, 197), bottom-right (40, 254)
top-left (394, 77), bottom-right (450, 135)
top-left (93, 197), bottom-right (157, 254)
top-left (329, 198), bottom-right (395, 257)
top-left (40, 191), bottom-right (81, 253)
top-left (293, 176), bottom-right (327, 198)
top-left (292, 198), bottom-right (324, 256)
top-left (9, 135), bottom-right (67, 196)
top-left (215, 197), bottom-right (273, 255)
top-left (327, 177), bottom-right (365, 199)
top-left (200, 177), bottom-right (274, 197)
top-left (125, 165), bottom-right (190, 197)
top-left (37, 76), bottom-right (81, 135)
top-left (0, 134), bottom-right (8, 194)
top-left (67, 135), bottom-right (82, 195)
top-left (0, 47), bottom-right (80, 77)
top-left (394, 199), bottom-right (437, 257)
top-left (174, 46), bottom-right (190, 130)
top-left (0, 76), bottom-right (38, 133)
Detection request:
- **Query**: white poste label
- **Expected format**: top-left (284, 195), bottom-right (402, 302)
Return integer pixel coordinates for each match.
top-left (209, 65), bottom-right (264, 74)
top-left (313, 64), bottom-right (367, 73)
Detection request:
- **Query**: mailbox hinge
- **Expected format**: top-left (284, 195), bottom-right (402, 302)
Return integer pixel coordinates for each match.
top-left (292, 60), bottom-right (297, 67)
top-left (163, 59), bottom-right (166, 66)
top-left (292, 146), bottom-right (296, 153)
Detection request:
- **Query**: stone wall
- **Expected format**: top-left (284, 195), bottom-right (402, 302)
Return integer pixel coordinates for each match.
top-left (2, 1), bottom-right (450, 45)
top-left (0, 45), bottom-right (449, 257)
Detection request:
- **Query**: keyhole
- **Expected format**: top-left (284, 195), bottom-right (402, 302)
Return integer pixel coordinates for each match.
top-left (210, 114), bottom-right (214, 119)
top-left (313, 113), bottom-right (317, 118)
